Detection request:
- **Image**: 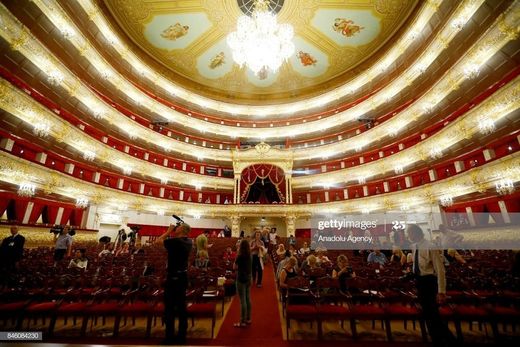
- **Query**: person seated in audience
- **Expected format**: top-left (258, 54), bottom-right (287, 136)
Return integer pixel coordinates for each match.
top-left (445, 248), bottom-right (466, 264)
top-left (115, 242), bottom-right (130, 257)
top-left (390, 246), bottom-right (407, 266)
top-left (223, 246), bottom-right (237, 262)
top-left (299, 241), bottom-right (310, 255)
top-left (68, 249), bottom-right (88, 269)
top-left (217, 229), bottom-right (225, 238)
top-left (367, 249), bottom-right (387, 265)
top-left (278, 256), bottom-right (298, 290)
top-left (276, 250), bottom-right (292, 279)
top-left (316, 250), bottom-right (332, 265)
top-left (210, 230), bottom-right (218, 238)
top-left (301, 254), bottom-right (319, 276)
top-left (288, 244), bottom-right (299, 256)
top-left (332, 254), bottom-right (355, 292)
top-left (276, 244), bottom-right (286, 261)
top-left (223, 225), bottom-right (232, 237)
top-left (98, 242), bottom-right (114, 257)
top-left (194, 250), bottom-right (210, 270)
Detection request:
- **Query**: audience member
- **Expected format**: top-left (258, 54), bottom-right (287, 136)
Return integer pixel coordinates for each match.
top-left (223, 225), bottom-right (232, 237)
top-left (276, 244), bottom-right (286, 260)
top-left (276, 250), bottom-right (292, 279)
top-left (288, 235), bottom-right (296, 247)
top-left (54, 226), bottom-right (73, 263)
top-left (278, 256), bottom-right (298, 290)
top-left (269, 227), bottom-right (277, 245)
top-left (299, 241), bottom-right (310, 255)
top-left (68, 249), bottom-right (88, 269)
top-left (99, 243), bottom-right (114, 257)
top-left (0, 226), bottom-right (25, 271)
top-left (217, 230), bottom-right (225, 238)
top-left (367, 249), bottom-right (387, 265)
top-left (332, 254), bottom-right (355, 292)
top-left (288, 244), bottom-right (298, 256)
top-left (223, 246), bottom-right (237, 262)
top-left (194, 250), bottom-right (210, 270)
top-left (408, 224), bottom-right (456, 347)
top-left (233, 239), bottom-right (252, 327)
top-left (316, 250), bottom-right (332, 265)
top-left (301, 254), bottom-right (319, 276)
top-left (250, 230), bottom-right (266, 288)
top-left (390, 246), bottom-right (407, 266)
top-left (115, 242), bottom-right (130, 257)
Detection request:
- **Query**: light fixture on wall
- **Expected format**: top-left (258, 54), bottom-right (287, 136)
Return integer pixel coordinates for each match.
top-left (18, 183), bottom-right (36, 197)
top-left (75, 197), bottom-right (89, 208)
top-left (439, 195), bottom-right (453, 207)
top-left (496, 178), bottom-right (514, 196)
top-left (227, 0), bottom-right (294, 77)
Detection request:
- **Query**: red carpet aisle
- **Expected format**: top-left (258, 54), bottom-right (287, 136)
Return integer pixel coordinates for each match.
top-left (214, 261), bottom-right (283, 345)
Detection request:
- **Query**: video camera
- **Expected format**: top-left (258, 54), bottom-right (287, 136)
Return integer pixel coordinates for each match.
top-left (172, 214), bottom-right (185, 227)
top-left (50, 225), bottom-right (76, 236)
top-left (117, 225), bottom-right (141, 241)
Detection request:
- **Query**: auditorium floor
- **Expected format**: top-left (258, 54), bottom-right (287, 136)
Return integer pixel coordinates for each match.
top-left (3, 261), bottom-right (519, 345)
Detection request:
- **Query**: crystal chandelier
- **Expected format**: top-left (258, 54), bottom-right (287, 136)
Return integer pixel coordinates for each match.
top-left (33, 122), bottom-right (51, 137)
top-left (478, 117), bottom-right (495, 135)
top-left (18, 183), bottom-right (36, 197)
top-left (75, 197), bottom-right (89, 208)
top-left (227, 0), bottom-right (294, 76)
top-left (439, 195), bottom-right (453, 207)
top-left (496, 179), bottom-right (514, 195)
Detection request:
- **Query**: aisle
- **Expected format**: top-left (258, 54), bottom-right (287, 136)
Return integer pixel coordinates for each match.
top-left (215, 260), bottom-right (283, 345)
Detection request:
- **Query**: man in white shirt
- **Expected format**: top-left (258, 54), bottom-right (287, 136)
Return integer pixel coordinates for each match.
top-left (408, 224), bottom-right (456, 347)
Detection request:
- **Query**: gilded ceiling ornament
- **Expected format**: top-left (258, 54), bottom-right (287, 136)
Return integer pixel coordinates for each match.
top-left (161, 23), bottom-right (189, 41)
top-left (298, 51), bottom-right (317, 67)
top-left (209, 52), bottom-right (225, 69)
top-left (469, 169), bottom-right (487, 193)
top-left (383, 198), bottom-right (394, 210)
top-left (416, 147), bottom-right (428, 162)
top-left (9, 28), bottom-right (29, 50)
top-left (498, 9), bottom-right (520, 40)
top-left (255, 142), bottom-right (271, 155)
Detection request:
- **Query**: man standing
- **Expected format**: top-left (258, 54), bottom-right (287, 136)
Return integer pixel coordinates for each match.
top-left (156, 223), bottom-right (192, 345)
top-left (54, 226), bottom-right (73, 264)
top-left (0, 226), bottom-right (25, 271)
top-left (407, 224), bottom-right (456, 347)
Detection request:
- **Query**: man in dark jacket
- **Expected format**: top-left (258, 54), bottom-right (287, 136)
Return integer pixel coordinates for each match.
top-left (156, 223), bottom-right (192, 345)
top-left (1, 226), bottom-right (25, 270)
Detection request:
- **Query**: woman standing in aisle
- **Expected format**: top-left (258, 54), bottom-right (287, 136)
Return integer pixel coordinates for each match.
top-left (234, 239), bottom-right (252, 327)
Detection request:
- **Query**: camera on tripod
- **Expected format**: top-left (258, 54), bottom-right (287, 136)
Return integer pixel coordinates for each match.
top-left (49, 225), bottom-right (76, 236)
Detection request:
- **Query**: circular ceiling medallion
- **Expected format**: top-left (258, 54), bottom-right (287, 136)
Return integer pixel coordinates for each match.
top-left (237, 0), bottom-right (285, 16)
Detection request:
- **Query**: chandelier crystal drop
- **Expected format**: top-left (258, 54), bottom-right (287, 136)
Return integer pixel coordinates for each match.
top-left (227, 0), bottom-right (295, 76)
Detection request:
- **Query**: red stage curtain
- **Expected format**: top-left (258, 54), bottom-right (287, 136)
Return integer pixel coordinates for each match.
top-left (0, 198), bottom-right (11, 218)
top-left (45, 205), bottom-right (60, 225)
top-left (485, 201), bottom-right (504, 225)
top-left (60, 207), bottom-right (73, 225)
top-left (70, 209), bottom-right (84, 227)
top-left (240, 164), bottom-right (285, 203)
top-left (15, 199), bottom-right (29, 223)
top-left (28, 201), bottom-right (45, 223)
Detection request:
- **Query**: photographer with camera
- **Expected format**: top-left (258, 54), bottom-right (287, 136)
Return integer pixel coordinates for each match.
top-left (53, 225), bottom-right (73, 264)
top-left (155, 216), bottom-right (192, 345)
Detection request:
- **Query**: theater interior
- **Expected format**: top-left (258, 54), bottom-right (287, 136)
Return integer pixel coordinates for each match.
top-left (0, 0), bottom-right (519, 346)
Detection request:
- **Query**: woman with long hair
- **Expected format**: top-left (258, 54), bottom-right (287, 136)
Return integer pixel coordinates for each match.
top-left (233, 239), bottom-right (252, 327)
